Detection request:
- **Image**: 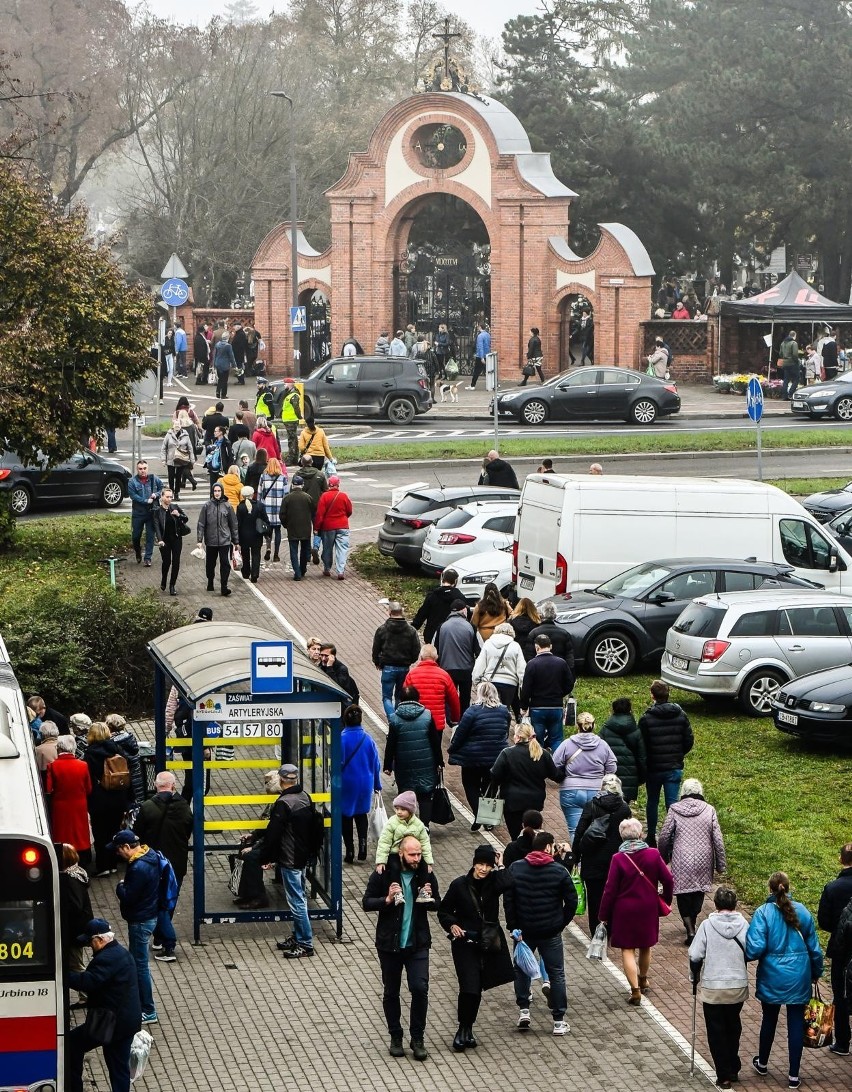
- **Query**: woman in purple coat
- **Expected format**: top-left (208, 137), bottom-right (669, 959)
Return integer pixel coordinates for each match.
top-left (598, 816), bottom-right (674, 1005)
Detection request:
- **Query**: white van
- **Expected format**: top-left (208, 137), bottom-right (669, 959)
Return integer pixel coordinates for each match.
top-left (514, 474), bottom-right (852, 600)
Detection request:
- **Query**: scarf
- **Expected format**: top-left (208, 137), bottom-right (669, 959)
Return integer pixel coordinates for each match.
top-left (619, 839), bottom-right (649, 854)
top-left (525, 850), bottom-right (554, 867)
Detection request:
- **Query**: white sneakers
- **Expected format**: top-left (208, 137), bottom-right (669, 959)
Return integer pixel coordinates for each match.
top-left (553, 1020), bottom-right (569, 1035)
top-left (517, 1009), bottom-right (531, 1030)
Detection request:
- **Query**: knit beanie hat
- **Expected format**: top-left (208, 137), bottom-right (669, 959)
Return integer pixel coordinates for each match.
top-left (393, 791), bottom-right (418, 814)
top-left (473, 845), bottom-right (497, 866)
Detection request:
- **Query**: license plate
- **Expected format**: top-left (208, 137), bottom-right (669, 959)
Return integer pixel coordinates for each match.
top-left (777, 710), bottom-right (798, 726)
top-left (519, 574), bottom-right (535, 590)
top-left (422, 550), bottom-right (432, 562)
top-left (792, 401), bottom-right (806, 409)
top-left (670, 655), bottom-right (688, 671)
top-left (378, 541), bottom-right (394, 555)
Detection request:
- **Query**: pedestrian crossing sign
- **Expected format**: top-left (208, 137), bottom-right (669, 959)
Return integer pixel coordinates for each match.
top-left (290, 306), bottom-right (307, 332)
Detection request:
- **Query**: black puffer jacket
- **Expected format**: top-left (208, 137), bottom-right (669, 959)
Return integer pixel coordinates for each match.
top-left (489, 742), bottom-right (559, 813)
top-left (372, 617), bottom-right (421, 668)
top-left (572, 791), bottom-right (633, 880)
top-left (504, 854), bottom-right (577, 943)
top-left (362, 854), bottom-right (440, 952)
top-left (527, 622), bottom-right (575, 672)
top-left (413, 585), bottom-right (468, 645)
top-left (384, 701), bottom-right (442, 793)
top-left (135, 792), bottom-right (194, 880)
top-left (638, 701), bottom-right (694, 775)
top-left (448, 703), bottom-right (511, 768)
top-left (599, 713), bottom-right (647, 801)
top-left (817, 868), bottom-right (852, 958)
top-left (510, 614), bottom-right (538, 660)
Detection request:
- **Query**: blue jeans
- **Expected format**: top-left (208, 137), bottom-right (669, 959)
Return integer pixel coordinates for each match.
top-left (560, 787), bottom-right (597, 845)
top-left (758, 1002), bottom-right (806, 1078)
top-left (645, 768), bottom-right (683, 844)
top-left (127, 918), bottom-right (156, 1016)
top-left (154, 877), bottom-right (182, 951)
top-left (281, 867), bottom-right (313, 947)
top-left (131, 511), bottom-right (155, 562)
top-left (380, 665), bottom-right (409, 720)
top-left (321, 528), bottom-right (350, 575)
top-left (529, 707), bottom-right (564, 751)
top-left (514, 933), bottom-right (567, 1020)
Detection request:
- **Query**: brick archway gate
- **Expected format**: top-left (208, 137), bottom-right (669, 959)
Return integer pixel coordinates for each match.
top-left (252, 92), bottom-right (654, 377)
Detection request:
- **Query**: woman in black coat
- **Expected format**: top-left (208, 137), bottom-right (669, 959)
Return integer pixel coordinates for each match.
top-left (489, 721), bottom-right (559, 839)
top-left (152, 487), bottom-right (189, 595)
top-left (447, 681), bottom-right (510, 831)
top-left (84, 722), bottom-right (130, 875)
top-left (437, 844), bottom-right (514, 1052)
top-left (572, 773), bottom-right (632, 934)
top-left (235, 485), bottom-right (270, 583)
top-left (58, 843), bottom-right (93, 1006)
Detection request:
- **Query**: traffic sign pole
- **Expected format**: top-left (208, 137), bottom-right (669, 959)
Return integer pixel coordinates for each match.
top-left (746, 376), bottom-right (764, 481)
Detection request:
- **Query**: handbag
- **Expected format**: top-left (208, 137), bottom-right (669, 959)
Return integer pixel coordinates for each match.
top-left (479, 922), bottom-right (502, 953)
top-left (227, 854), bottom-right (243, 897)
top-left (430, 771), bottom-right (455, 825)
top-left (624, 852), bottom-right (671, 916)
top-left (255, 515), bottom-right (271, 536)
top-left (522, 363), bottom-right (535, 377)
top-left (369, 791), bottom-right (388, 841)
top-left (85, 1006), bottom-right (117, 1045)
top-left (804, 982), bottom-right (834, 1048)
top-left (178, 521), bottom-right (192, 537)
top-left (571, 867), bottom-right (586, 916)
top-left (475, 788), bottom-right (504, 828)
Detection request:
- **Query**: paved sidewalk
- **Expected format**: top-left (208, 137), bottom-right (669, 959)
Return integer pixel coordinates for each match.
top-left (94, 551), bottom-right (848, 1092)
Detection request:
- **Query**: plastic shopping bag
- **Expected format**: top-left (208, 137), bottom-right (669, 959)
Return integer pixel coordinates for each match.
top-left (586, 922), bottom-right (607, 961)
top-left (804, 983), bottom-right (834, 1048)
top-left (191, 545), bottom-right (205, 560)
top-left (369, 791), bottom-right (388, 841)
top-left (571, 867), bottom-right (586, 916)
top-left (129, 1028), bottom-right (153, 1083)
top-left (512, 931), bottom-right (541, 979)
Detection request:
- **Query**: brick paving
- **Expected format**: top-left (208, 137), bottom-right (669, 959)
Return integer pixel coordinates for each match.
top-left (83, 550), bottom-right (849, 1092)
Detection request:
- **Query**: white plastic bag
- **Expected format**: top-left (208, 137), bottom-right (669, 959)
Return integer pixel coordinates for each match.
top-left (586, 921), bottom-right (607, 960)
top-left (369, 791), bottom-right (388, 841)
top-left (191, 545), bottom-right (205, 560)
top-left (129, 1028), bottom-right (153, 1083)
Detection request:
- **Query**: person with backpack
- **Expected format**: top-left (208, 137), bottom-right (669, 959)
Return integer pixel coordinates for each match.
top-left (204, 425), bottom-right (233, 497)
top-left (212, 332), bottom-right (236, 399)
top-left (111, 829), bottom-right (164, 1024)
top-left (260, 763), bottom-right (319, 958)
top-left (84, 722), bottom-right (131, 876)
top-left (135, 771), bottom-right (193, 964)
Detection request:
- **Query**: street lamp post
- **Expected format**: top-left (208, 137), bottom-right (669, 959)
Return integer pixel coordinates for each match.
top-left (270, 91), bottom-right (300, 374)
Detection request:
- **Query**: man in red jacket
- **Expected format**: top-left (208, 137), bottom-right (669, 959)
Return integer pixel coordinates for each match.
top-left (404, 645), bottom-right (460, 731)
top-left (314, 475), bottom-right (353, 580)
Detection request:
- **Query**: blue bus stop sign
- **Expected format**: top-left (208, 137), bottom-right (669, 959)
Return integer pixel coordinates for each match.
top-left (161, 278), bottom-right (189, 306)
top-left (746, 377), bottom-right (764, 422)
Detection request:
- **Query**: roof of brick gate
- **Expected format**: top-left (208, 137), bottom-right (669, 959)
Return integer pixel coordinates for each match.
top-left (147, 622), bottom-right (349, 703)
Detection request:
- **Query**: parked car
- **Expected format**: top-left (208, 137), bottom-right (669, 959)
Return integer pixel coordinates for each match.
top-left (540, 558), bottom-right (821, 678)
top-left (453, 547), bottom-right (516, 604)
top-left (662, 589), bottom-right (852, 716)
top-left (492, 366), bottom-right (681, 426)
top-left (790, 371), bottom-right (852, 421)
top-left (802, 481), bottom-right (852, 523)
top-left (267, 355), bottom-right (432, 425)
top-left (377, 486), bottom-right (520, 568)
top-left (420, 502), bottom-right (517, 575)
top-left (825, 506), bottom-right (852, 554)
top-left (0, 450), bottom-right (130, 516)
top-left (772, 665), bottom-right (852, 745)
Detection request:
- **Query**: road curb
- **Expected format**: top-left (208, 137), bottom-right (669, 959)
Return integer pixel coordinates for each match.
top-left (338, 445), bottom-right (852, 472)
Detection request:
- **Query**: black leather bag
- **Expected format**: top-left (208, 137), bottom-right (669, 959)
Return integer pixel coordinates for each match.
top-left (85, 1007), bottom-right (117, 1045)
top-left (430, 772), bottom-right (455, 825)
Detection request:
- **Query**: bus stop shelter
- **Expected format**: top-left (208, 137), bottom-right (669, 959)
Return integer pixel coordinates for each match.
top-left (147, 622), bottom-right (350, 941)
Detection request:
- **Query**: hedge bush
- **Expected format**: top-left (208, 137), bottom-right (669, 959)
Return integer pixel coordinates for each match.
top-left (0, 576), bottom-right (184, 716)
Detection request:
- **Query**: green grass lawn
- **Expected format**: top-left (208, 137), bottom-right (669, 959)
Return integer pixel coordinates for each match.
top-left (351, 543), bottom-right (848, 920)
top-left (0, 514), bottom-right (130, 592)
top-left (336, 426), bottom-right (852, 464)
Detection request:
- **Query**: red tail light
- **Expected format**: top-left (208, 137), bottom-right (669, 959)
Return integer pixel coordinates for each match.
top-left (0, 469), bottom-right (10, 481)
top-left (512, 540), bottom-right (518, 581)
top-left (664, 383), bottom-right (678, 393)
top-left (701, 640), bottom-right (730, 663)
top-left (401, 517), bottom-right (431, 530)
top-left (437, 532), bottom-right (476, 545)
top-left (555, 551), bottom-right (568, 594)
top-left (418, 379), bottom-right (428, 390)
top-left (22, 846), bottom-right (40, 866)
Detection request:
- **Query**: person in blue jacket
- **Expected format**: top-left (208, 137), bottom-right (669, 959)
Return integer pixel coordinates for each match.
top-left (111, 828), bottom-right (162, 1024)
top-left (447, 681), bottom-right (511, 832)
top-left (746, 871), bottom-right (823, 1089)
top-left (127, 460), bottom-right (164, 566)
top-left (340, 705), bottom-right (381, 863)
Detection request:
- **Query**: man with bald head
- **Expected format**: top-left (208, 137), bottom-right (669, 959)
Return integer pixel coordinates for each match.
top-left (363, 834), bottom-right (441, 1061)
top-left (479, 449), bottom-right (519, 489)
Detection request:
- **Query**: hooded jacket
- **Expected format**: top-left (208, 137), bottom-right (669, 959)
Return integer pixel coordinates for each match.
top-left (116, 845), bottom-right (160, 922)
top-left (197, 494), bottom-right (238, 547)
top-left (552, 732), bottom-right (617, 790)
top-left (638, 701), bottom-right (694, 774)
top-left (372, 617), bottom-right (421, 668)
top-left (413, 585), bottom-right (468, 645)
top-left (572, 791), bottom-right (632, 879)
top-left (473, 632), bottom-right (526, 688)
top-left (437, 611), bottom-right (479, 671)
top-left (746, 895), bottom-right (823, 1005)
top-left (504, 852), bottom-right (577, 943)
top-left (483, 458), bottom-right (519, 489)
top-left (383, 701), bottom-right (442, 794)
top-left (218, 471), bottom-right (244, 509)
top-left (817, 867), bottom-right (852, 957)
top-left (657, 795), bottom-right (726, 895)
top-left (403, 659), bottom-right (460, 731)
top-left (315, 486), bottom-right (352, 531)
top-left (252, 425), bottom-right (281, 461)
top-left (297, 463), bottom-right (328, 505)
top-left (471, 602), bottom-right (510, 643)
top-left (448, 702), bottom-right (511, 768)
top-left (688, 911), bottom-right (749, 1001)
top-left (599, 713), bottom-right (646, 800)
top-left (279, 488), bottom-right (315, 540)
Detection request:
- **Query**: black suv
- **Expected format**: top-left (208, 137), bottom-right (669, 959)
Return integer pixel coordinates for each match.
top-left (538, 557), bottom-right (821, 677)
top-left (268, 356), bottom-right (432, 425)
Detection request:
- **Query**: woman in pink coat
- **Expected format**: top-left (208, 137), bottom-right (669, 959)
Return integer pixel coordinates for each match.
top-left (598, 816), bottom-right (674, 1005)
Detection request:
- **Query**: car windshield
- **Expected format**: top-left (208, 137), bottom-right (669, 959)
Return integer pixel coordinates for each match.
top-left (596, 561), bottom-right (674, 598)
top-left (394, 492), bottom-right (435, 515)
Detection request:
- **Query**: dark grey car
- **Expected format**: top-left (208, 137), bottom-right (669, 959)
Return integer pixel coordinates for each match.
top-left (0, 450), bottom-right (130, 516)
top-left (378, 486), bottom-right (520, 568)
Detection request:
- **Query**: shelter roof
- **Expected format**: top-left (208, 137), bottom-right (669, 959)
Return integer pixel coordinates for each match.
top-left (721, 271), bottom-right (852, 321)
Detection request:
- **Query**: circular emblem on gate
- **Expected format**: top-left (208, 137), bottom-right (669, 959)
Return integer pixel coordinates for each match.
top-left (410, 123), bottom-right (468, 170)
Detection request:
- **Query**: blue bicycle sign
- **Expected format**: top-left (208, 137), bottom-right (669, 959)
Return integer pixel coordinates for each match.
top-left (161, 277), bottom-right (189, 306)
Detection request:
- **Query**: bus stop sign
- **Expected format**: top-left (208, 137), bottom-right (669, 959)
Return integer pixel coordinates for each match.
top-left (251, 641), bottom-right (294, 694)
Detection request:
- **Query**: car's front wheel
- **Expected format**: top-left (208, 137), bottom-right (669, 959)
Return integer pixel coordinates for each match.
top-left (100, 477), bottom-right (125, 508)
top-left (738, 668), bottom-right (786, 716)
top-left (9, 484), bottom-right (32, 516)
top-left (521, 400), bottom-right (549, 426)
top-left (834, 396), bottom-right (852, 421)
top-left (630, 399), bottom-right (658, 425)
top-left (586, 630), bottom-right (637, 677)
top-left (386, 397), bottom-right (416, 425)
